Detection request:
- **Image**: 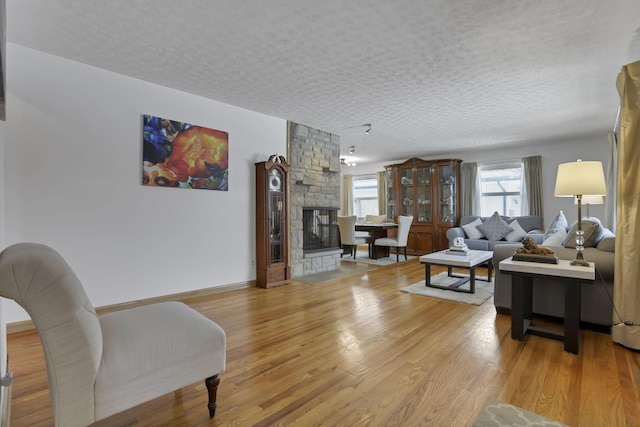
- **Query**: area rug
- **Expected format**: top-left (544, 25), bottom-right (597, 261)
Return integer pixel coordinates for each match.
top-left (473, 400), bottom-right (567, 426)
top-left (342, 254), bottom-right (417, 267)
top-left (300, 263), bottom-right (376, 284)
top-left (400, 272), bottom-right (493, 305)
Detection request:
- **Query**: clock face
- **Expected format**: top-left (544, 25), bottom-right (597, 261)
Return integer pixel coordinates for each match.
top-left (269, 169), bottom-right (282, 191)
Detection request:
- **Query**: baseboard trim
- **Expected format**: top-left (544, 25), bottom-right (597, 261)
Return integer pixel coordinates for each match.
top-left (7, 280), bottom-right (255, 335)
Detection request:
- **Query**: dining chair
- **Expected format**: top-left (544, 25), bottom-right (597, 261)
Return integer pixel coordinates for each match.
top-left (374, 215), bottom-right (414, 262)
top-left (0, 243), bottom-right (226, 427)
top-left (337, 215), bottom-right (367, 258)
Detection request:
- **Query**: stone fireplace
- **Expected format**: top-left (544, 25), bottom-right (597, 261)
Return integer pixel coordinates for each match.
top-left (288, 122), bottom-right (342, 277)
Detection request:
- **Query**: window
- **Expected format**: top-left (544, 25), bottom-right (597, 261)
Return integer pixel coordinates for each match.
top-left (353, 175), bottom-right (379, 218)
top-left (479, 163), bottom-right (522, 217)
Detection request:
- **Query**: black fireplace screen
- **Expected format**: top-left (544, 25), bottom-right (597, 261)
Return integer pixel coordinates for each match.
top-left (303, 208), bottom-right (340, 252)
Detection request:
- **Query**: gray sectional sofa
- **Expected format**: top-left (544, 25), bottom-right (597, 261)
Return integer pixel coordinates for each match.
top-left (446, 215), bottom-right (544, 251)
top-left (493, 221), bottom-right (616, 327)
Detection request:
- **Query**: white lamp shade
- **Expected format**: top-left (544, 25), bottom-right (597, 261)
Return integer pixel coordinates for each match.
top-left (554, 160), bottom-right (607, 197)
top-left (574, 195), bottom-right (604, 205)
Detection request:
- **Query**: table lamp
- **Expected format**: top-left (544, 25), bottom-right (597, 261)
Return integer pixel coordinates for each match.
top-left (554, 160), bottom-right (607, 266)
top-left (574, 195), bottom-right (604, 217)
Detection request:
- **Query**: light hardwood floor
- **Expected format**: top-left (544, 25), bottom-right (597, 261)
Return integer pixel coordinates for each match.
top-left (6, 258), bottom-right (640, 426)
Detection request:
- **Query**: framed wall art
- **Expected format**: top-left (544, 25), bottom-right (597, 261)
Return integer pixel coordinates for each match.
top-left (142, 114), bottom-right (229, 190)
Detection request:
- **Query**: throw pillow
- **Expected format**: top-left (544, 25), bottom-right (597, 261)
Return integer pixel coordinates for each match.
top-left (477, 212), bottom-right (513, 242)
top-left (542, 228), bottom-right (567, 246)
top-left (504, 219), bottom-right (528, 242)
top-left (462, 218), bottom-right (485, 240)
top-left (562, 218), bottom-right (602, 248)
top-left (544, 210), bottom-right (568, 240)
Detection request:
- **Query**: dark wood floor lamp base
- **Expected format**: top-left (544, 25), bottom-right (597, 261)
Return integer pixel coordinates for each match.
top-left (206, 374), bottom-right (221, 418)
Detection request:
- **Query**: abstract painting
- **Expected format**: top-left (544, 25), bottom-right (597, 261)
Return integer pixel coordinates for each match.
top-left (142, 115), bottom-right (228, 190)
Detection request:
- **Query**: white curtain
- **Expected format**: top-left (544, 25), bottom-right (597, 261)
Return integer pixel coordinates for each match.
top-left (341, 174), bottom-right (354, 216)
top-left (611, 61), bottom-right (640, 349)
top-left (376, 171), bottom-right (387, 216)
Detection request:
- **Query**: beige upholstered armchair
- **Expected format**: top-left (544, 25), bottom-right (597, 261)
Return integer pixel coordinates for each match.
top-left (0, 243), bottom-right (226, 427)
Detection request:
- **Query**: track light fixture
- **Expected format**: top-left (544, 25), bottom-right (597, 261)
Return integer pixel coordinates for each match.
top-left (348, 145), bottom-right (356, 154)
top-left (344, 123), bottom-right (373, 134)
top-left (340, 158), bottom-right (357, 167)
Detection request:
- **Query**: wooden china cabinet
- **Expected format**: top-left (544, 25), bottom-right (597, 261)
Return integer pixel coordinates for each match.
top-left (255, 154), bottom-right (290, 288)
top-left (385, 158), bottom-right (462, 254)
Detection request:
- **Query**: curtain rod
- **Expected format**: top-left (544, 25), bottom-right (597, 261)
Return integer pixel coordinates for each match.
top-left (478, 159), bottom-right (521, 168)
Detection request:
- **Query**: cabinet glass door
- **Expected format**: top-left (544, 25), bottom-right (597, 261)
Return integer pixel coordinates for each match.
top-left (399, 168), bottom-right (414, 217)
top-left (416, 166), bottom-right (432, 223)
top-left (386, 169), bottom-right (395, 221)
top-left (438, 165), bottom-right (457, 223)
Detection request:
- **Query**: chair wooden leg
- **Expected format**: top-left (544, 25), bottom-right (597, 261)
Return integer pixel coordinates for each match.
top-left (396, 248), bottom-right (399, 262)
top-left (206, 374), bottom-right (220, 418)
top-left (404, 247), bottom-right (407, 260)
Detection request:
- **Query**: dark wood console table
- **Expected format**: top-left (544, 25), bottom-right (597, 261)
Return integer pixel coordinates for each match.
top-left (499, 257), bottom-right (595, 354)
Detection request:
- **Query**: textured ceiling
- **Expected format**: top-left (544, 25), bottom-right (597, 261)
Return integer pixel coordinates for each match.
top-left (6, 0), bottom-right (640, 164)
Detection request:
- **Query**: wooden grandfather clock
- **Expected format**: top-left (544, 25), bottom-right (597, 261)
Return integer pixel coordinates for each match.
top-left (255, 154), bottom-right (290, 288)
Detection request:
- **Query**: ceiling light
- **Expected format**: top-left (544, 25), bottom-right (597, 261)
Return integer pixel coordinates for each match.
top-left (348, 146), bottom-right (356, 154)
top-left (344, 123), bottom-right (373, 134)
top-left (340, 158), bottom-right (357, 167)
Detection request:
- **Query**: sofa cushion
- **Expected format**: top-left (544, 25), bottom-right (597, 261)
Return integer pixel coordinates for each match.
top-left (562, 217), bottom-right (603, 248)
top-left (544, 210), bottom-right (568, 240)
top-left (597, 237), bottom-right (616, 252)
top-left (504, 219), bottom-right (528, 242)
top-left (465, 239), bottom-right (491, 251)
top-left (459, 216), bottom-right (481, 227)
top-left (510, 216), bottom-right (544, 233)
top-left (542, 228), bottom-right (567, 246)
top-left (477, 212), bottom-right (513, 241)
top-left (462, 218), bottom-right (485, 239)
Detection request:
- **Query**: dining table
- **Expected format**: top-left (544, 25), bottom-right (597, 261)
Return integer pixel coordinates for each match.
top-left (355, 222), bottom-right (399, 259)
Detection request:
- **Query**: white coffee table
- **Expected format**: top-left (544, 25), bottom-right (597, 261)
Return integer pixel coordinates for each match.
top-left (419, 250), bottom-right (493, 294)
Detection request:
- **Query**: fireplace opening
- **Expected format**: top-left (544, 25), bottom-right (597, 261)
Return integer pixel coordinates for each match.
top-left (303, 208), bottom-right (339, 253)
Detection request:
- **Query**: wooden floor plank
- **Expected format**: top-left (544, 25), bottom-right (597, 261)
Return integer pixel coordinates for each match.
top-left (6, 260), bottom-right (640, 426)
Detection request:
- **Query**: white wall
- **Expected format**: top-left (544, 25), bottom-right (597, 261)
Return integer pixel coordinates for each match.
top-left (2, 44), bottom-right (287, 323)
top-left (346, 136), bottom-right (610, 227)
